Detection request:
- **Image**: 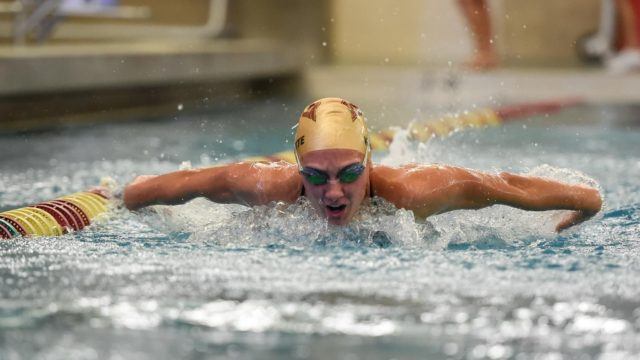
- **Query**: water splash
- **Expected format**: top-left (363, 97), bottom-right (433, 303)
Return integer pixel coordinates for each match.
top-left (141, 197), bottom-right (438, 249)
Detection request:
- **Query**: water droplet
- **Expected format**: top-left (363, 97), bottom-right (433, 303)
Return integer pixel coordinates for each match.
top-left (232, 140), bottom-right (245, 151)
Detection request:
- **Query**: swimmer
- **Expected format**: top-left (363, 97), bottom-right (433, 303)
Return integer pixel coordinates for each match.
top-left (123, 98), bottom-right (602, 232)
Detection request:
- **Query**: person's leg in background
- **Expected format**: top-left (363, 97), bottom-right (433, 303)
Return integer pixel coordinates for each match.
top-left (629, 0), bottom-right (640, 46)
top-left (457, 0), bottom-right (499, 70)
top-left (608, 0), bottom-right (640, 72)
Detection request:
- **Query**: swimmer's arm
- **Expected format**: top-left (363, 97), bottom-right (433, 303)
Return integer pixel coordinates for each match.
top-left (485, 172), bottom-right (603, 231)
top-left (123, 162), bottom-right (301, 210)
top-left (371, 165), bottom-right (602, 231)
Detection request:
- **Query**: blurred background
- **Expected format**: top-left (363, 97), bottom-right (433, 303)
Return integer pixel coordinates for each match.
top-left (0, 0), bottom-right (639, 131)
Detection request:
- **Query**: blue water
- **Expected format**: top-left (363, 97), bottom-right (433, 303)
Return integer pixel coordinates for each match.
top-left (0, 100), bottom-right (639, 359)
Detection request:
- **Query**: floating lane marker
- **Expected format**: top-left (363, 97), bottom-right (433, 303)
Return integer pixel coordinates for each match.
top-left (51, 199), bottom-right (90, 227)
top-left (7, 209), bottom-right (52, 236)
top-left (35, 203), bottom-right (74, 232)
top-left (48, 200), bottom-right (88, 229)
top-left (0, 223), bottom-right (12, 239)
top-left (0, 191), bottom-right (108, 239)
top-left (60, 195), bottom-right (100, 219)
top-left (25, 207), bottom-right (64, 236)
top-left (0, 217), bottom-right (22, 237)
top-left (0, 213), bottom-right (36, 236)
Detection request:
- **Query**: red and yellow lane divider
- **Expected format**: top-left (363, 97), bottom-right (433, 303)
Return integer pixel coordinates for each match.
top-left (0, 191), bottom-right (109, 239)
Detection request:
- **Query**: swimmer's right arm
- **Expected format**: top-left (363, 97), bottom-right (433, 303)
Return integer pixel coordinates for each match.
top-left (123, 162), bottom-right (302, 210)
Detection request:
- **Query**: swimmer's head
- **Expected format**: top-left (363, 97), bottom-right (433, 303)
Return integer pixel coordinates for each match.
top-left (294, 98), bottom-right (372, 226)
top-left (294, 97), bottom-right (370, 163)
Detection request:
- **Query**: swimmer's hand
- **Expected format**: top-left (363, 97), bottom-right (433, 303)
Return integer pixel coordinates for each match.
top-left (555, 210), bottom-right (595, 232)
top-left (87, 186), bottom-right (113, 199)
top-left (130, 175), bottom-right (158, 186)
top-left (123, 175), bottom-right (160, 209)
top-left (554, 187), bottom-right (602, 232)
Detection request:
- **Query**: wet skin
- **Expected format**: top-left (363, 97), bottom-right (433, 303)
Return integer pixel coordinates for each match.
top-left (123, 151), bottom-right (602, 231)
top-left (299, 149), bottom-right (370, 226)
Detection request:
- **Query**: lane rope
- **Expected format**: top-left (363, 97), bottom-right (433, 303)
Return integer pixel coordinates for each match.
top-left (0, 190), bottom-right (108, 239)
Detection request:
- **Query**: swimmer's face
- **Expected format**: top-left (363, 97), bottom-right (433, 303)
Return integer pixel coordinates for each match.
top-left (299, 149), bottom-right (370, 226)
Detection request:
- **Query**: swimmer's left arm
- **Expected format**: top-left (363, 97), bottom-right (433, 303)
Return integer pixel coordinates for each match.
top-left (492, 172), bottom-right (603, 232)
top-left (371, 165), bottom-right (602, 231)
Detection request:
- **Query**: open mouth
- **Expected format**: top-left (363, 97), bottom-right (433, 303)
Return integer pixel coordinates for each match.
top-left (326, 204), bottom-right (347, 217)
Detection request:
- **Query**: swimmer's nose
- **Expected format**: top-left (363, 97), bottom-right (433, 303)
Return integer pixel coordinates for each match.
top-left (324, 181), bottom-right (345, 202)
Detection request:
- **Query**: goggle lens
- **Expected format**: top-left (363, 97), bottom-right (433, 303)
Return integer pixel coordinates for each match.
top-left (338, 164), bottom-right (364, 183)
top-left (303, 170), bottom-right (328, 185)
top-left (300, 164), bottom-right (365, 185)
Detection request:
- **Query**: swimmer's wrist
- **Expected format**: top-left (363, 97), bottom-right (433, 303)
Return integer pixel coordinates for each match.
top-left (579, 187), bottom-right (602, 216)
top-left (123, 182), bottom-right (151, 210)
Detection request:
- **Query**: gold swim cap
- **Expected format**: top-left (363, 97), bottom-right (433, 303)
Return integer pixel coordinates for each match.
top-left (294, 98), bottom-right (369, 159)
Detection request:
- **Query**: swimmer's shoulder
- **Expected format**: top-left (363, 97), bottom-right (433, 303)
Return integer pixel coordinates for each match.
top-left (370, 164), bottom-right (417, 198)
top-left (370, 163), bottom-right (457, 204)
top-left (370, 163), bottom-right (469, 218)
top-left (370, 163), bottom-right (448, 184)
top-left (238, 160), bottom-right (302, 204)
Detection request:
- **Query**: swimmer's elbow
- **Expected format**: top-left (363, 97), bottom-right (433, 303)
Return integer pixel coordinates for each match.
top-left (456, 174), bottom-right (527, 210)
top-left (204, 164), bottom-right (266, 206)
top-left (457, 180), bottom-right (495, 210)
top-left (498, 172), bottom-right (535, 190)
top-left (201, 168), bottom-right (237, 204)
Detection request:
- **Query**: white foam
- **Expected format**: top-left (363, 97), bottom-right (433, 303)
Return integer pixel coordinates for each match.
top-left (143, 196), bottom-right (438, 248)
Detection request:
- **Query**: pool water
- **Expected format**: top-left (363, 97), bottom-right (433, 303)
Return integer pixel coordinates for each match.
top-left (0, 100), bottom-right (639, 359)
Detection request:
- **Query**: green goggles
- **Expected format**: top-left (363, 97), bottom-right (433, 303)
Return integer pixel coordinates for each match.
top-left (295, 142), bottom-right (370, 186)
top-left (300, 163), bottom-right (366, 185)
